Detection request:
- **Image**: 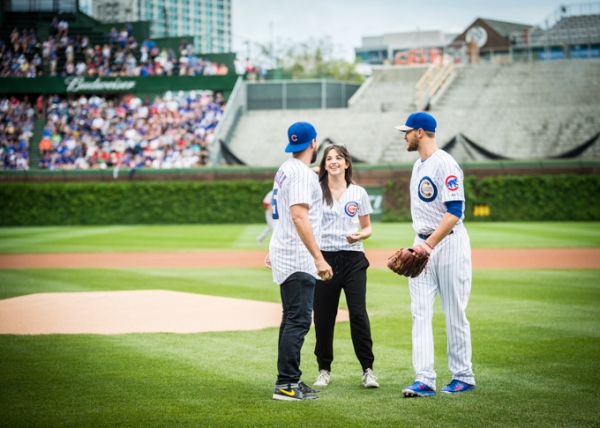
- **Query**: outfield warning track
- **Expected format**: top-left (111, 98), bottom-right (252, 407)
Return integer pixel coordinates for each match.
top-left (0, 248), bottom-right (598, 269)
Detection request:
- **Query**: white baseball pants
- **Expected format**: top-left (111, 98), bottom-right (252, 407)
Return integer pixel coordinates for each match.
top-left (408, 229), bottom-right (475, 390)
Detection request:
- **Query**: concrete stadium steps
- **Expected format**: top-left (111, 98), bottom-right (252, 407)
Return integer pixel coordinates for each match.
top-left (378, 65), bottom-right (507, 162)
top-left (377, 65), bottom-right (499, 163)
top-left (227, 109), bottom-right (420, 166)
top-left (28, 118), bottom-right (45, 170)
top-left (428, 60), bottom-right (600, 160)
top-left (433, 64), bottom-right (502, 108)
top-left (349, 66), bottom-right (426, 112)
top-left (468, 61), bottom-right (600, 108)
top-left (529, 14), bottom-right (600, 46)
top-left (345, 66), bottom-right (429, 163)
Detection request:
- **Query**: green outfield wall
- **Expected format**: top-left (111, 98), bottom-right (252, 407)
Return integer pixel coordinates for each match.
top-left (1, 161), bottom-right (599, 226)
top-left (1, 159), bottom-right (597, 184)
top-left (0, 181), bottom-right (273, 226)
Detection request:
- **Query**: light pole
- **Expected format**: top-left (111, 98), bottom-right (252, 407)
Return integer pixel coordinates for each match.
top-left (244, 39), bottom-right (251, 60)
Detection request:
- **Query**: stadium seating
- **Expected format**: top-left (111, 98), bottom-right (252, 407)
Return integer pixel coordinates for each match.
top-left (529, 14), bottom-right (600, 46)
top-left (0, 12), bottom-right (224, 77)
top-left (32, 92), bottom-right (224, 171)
top-left (0, 12), bottom-right (108, 76)
top-left (427, 60), bottom-right (600, 160)
top-left (227, 66), bottom-right (425, 166)
top-left (0, 96), bottom-right (34, 170)
top-left (348, 66), bottom-right (425, 112)
top-left (227, 59), bottom-right (600, 165)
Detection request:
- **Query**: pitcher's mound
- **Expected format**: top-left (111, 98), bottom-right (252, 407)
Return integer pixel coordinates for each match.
top-left (0, 290), bottom-right (350, 335)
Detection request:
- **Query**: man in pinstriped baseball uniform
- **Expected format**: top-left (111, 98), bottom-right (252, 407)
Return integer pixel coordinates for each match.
top-left (395, 112), bottom-right (475, 397)
top-left (268, 121), bottom-right (333, 401)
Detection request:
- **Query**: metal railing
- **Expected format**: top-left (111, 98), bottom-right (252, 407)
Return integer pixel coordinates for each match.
top-left (414, 62), bottom-right (454, 110)
top-left (509, 2), bottom-right (600, 47)
top-left (209, 76), bottom-right (245, 166)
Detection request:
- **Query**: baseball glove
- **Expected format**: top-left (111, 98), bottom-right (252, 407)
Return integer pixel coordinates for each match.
top-left (387, 245), bottom-right (430, 278)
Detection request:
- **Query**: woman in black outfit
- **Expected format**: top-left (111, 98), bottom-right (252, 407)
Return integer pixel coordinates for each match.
top-left (312, 145), bottom-right (379, 389)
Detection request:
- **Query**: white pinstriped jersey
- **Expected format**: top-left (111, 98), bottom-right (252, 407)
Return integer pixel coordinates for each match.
top-left (410, 150), bottom-right (465, 235)
top-left (320, 184), bottom-right (373, 252)
top-left (269, 157), bottom-right (323, 285)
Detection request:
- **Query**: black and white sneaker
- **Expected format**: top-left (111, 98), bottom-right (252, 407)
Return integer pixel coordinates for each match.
top-left (298, 381), bottom-right (320, 394)
top-left (273, 384), bottom-right (319, 401)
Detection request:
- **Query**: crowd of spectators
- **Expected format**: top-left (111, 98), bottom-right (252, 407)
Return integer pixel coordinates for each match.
top-left (233, 56), bottom-right (267, 82)
top-left (38, 91), bottom-right (225, 170)
top-left (0, 29), bottom-right (42, 77)
top-left (1, 18), bottom-right (231, 78)
top-left (0, 96), bottom-right (34, 170)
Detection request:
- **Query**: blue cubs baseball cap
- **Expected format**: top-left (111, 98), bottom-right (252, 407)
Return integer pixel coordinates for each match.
top-left (285, 122), bottom-right (317, 153)
top-left (395, 112), bottom-right (437, 133)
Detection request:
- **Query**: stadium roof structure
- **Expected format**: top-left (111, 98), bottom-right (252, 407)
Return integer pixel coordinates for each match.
top-left (478, 18), bottom-right (532, 38)
top-left (448, 17), bottom-right (532, 52)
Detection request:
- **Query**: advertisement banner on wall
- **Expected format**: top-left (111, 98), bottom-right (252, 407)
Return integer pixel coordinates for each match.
top-left (539, 49), bottom-right (565, 60)
top-left (364, 187), bottom-right (384, 223)
top-left (540, 46), bottom-right (600, 60)
top-left (393, 47), bottom-right (444, 65)
top-left (570, 46), bottom-right (600, 59)
top-left (0, 75), bottom-right (238, 95)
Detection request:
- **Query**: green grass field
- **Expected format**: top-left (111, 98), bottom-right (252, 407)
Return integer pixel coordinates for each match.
top-left (1, 222), bottom-right (600, 427)
top-left (1, 222), bottom-right (599, 253)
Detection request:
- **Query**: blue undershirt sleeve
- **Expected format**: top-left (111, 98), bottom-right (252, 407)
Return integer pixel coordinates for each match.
top-left (444, 201), bottom-right (463, 218)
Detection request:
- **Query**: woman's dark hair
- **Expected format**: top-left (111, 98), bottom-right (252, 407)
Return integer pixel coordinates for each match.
top-left (319, 144), bottom-right (353, 207)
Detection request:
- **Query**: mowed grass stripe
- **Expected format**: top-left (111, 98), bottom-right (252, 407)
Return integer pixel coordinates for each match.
top-left (0, 222), bottom-right (599, 254)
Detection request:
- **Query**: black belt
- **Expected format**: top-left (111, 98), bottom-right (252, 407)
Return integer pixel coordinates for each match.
top-left (418, 230), bottom-right (453, 240)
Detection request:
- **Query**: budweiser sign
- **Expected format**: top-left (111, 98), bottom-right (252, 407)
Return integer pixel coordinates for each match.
top-left (65, 77), bottom-right (136, 92)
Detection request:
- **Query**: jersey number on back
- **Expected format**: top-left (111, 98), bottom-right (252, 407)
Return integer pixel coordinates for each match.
top-left (271, 189), bottom-right (279, 220)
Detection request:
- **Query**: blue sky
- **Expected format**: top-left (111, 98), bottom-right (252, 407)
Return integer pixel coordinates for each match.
top-left (232, 0), bottom-right (564, 61)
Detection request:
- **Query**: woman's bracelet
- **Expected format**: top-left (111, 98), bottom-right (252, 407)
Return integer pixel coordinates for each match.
top-left (423, 241), bottom-right (435, 250)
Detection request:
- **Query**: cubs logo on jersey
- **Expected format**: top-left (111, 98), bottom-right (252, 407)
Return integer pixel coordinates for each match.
top-left (445, 175), bottom-right (459, 191)
top-left (418, 176), bottom-right (438, 202)
top-left (345, 201), bottom-right (358, 217)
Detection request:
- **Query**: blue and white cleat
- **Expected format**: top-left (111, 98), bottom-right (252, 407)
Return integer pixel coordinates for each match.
top-left (440, 379), bottom-right (475, 394)
top-left (402, 381), bottom-right (436, 397)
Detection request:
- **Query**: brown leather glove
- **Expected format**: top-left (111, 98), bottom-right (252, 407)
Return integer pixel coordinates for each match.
top-left (387, 245), bottom-right (430, 278)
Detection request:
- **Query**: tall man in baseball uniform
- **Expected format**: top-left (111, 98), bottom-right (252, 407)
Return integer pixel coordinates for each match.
top-left (395, 112), bottom-right (475, 397)
top-left (269, 121), bottom-right (333, 401)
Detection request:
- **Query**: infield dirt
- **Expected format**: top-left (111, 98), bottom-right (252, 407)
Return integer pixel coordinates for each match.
top-left (0, 248), bottom-right (598, 269)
